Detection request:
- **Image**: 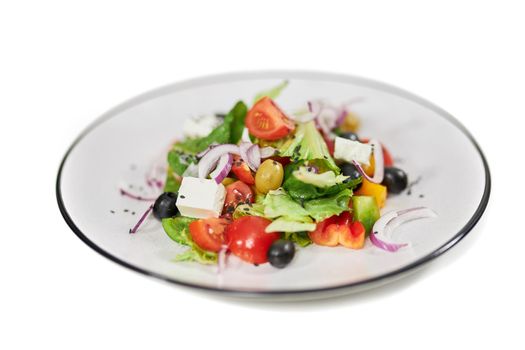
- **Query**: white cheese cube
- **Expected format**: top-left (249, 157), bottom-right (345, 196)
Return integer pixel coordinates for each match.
top-left (183, 114), bottom-right (221, 138)
top-left (334, 137), bottom-right (372, 165)
top-left (176, 177), bottom-right (226, 218)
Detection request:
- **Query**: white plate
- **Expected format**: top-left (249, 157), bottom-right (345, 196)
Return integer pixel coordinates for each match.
top-left (56, 71), bottom-right (490, 299)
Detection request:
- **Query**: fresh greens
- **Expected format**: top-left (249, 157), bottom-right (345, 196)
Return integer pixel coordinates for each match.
top-left (233, 203), bottom-right (265, 219)
top-left (173, 101), bottom-right (247, 154)
top-left (278, 121), bottom-right (338, 172)
top-left (167, 150), bottom-right (197, 176)
top-left (162, 216), bottom-right (218, 264)
top-left (173, 245), bottom-right (218, 265)
top-left (253, 80), bottom-right (289, 104)
top-left (304, 189), bottom-right (353, 222)
top-left (263, 189), bottom-right (310, 221)
top-left (228, 101), bottom-right (249, 144)
top-left (283, 161), bottom-right (361, 201)
top-left (293, 167), bottom-right (349, 188)
top-left (163, 167), bottom-right (181, 193)
top-left (265, 217), bottom-right (316, 233)
top-left (283, 231), bottom-right (312, 247)
top-left (161, 216), bottom-right (195, 246)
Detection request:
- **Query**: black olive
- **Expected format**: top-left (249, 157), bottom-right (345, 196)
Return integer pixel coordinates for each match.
top-left (382, 167), bottom-right (408, 194)
top-left (339, 131), bottom-right (359, 141)
top-left (152, 192), bottom-right (179, 219)
top-left (267, 240), bottom-right (295, 268)
top-left (340, 162), bottom-right (363, 190)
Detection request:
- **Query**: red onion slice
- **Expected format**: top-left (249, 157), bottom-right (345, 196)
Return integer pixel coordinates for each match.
top-left (210, 153), bottom-right (233, 184)
top-left (241, 128), bottom-right (251, 143)
top-left (259, 146), bottom-right (276, 158)
top-left (129, 205), bottom-right (153, 234)
top-left (239, 142), bottom-right (259, 171)
top-left (196, 142), bottom-right (219, 158)
top-left (370, 207), bottom-right (437, 252)
top-left (351, 138), bottom-right (384, 184)
top-left (198, 144), bottom-right (240, 179)
top-left (247, 144), bottom-right (261, 170)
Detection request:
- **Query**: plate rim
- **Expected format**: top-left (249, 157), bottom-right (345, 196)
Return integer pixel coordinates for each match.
top-left (56, 70), bottom-right (491, 297)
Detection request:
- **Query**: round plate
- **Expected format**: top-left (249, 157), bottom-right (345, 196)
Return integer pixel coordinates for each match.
top-left (56, 71), bottom-right (490, 299)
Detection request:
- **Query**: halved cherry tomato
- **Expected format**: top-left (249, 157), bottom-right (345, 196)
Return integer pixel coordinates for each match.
top-left (189, 218), bottom-right (229, 252)
top-left (225, 216), bottom-right (281, 264)
top-left (360, 137), bottom-right (394, 167)
top-left (339, 220), bottom-right (366, 249)
top-left (245, 97), bottom-right (295, 140)
top-left (223, 181), bottom-right (254, 217)
top-left (231, 156), bottom-right (255, 185)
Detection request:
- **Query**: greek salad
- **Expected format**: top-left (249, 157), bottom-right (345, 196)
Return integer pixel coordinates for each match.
top-left (127, 81), bottom-right (436, 268)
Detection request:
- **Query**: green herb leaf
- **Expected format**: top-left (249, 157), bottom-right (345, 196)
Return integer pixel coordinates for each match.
top-left (163, 167), bottom-right (181, 193)
top-left (283, 231), bottom-right (313, 247)
top-left (229, 101), bottom-right (249, 144)
top-left (278, 121), bottom-right (338, 172)
top-left (253, 80), bottom-right (289, 104)
top-left (304, 189), bottom-right (353, 222)
top-left (161, 216), bottom-right (196, 246)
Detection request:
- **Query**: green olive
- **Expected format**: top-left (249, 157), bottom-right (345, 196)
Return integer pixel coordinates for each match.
top-left (255, 159), bottom-right (284, 194)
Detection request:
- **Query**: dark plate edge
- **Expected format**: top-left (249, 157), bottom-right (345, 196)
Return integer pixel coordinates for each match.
top-left (55, 70), bottom-right (491, 298)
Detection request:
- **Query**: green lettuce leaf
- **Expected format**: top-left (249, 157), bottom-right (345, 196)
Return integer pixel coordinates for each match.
top-left (173, 101), bottom-right (247, 154)
top-left (161, 216), bottom-right (195, 246)
top-left (283, 161), bottom-right (361, 201)
top-left (173, 245), bottom-right (218, 265)
top-left (162, 216), bottom-right (218, 264)
top-left (304, 189), bottom-right (353, 222)
top-left (265, 217), bottom-right (316, 233)
top-left (262, 189), bottom-right (310, 221)
top-left (167, 150), bottom-right (197, 176)
top-left (283, 231), bottom-right (313, 247)
top-left (253, 80), bottom-right (289, 104)
top-left (278, 121), bottom-right (338, 172)
top-left (233, 203), bottom-right (265, 219)
top-left (293, 167), bottom-right (349, 188)
top-left (163, 167), bottom-right (181, 193)
top-left (228, 101), bottom-right (248, 144)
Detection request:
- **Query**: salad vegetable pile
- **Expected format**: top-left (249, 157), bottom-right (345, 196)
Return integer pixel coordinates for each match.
top-left (128, 82), bottom-right (436, 268)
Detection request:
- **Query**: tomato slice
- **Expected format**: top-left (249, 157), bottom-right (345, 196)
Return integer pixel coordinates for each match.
top-left (223, 181), bottom-right (254, 217)
top-left (245, 97), bottom-right (295, 140)
top-left (225, 216), bottom-right (281, 264)
top-left (231, 156), bottom-right (255, 185)
top-left (189, 218), bottom-right (229, 252)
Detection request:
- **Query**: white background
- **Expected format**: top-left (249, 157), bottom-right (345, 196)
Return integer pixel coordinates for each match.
top-left (1, 1), bottom-right (523, 349)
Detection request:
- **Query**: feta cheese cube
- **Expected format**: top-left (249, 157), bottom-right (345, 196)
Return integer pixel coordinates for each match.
top-left (183, 114), bottom-right (221, 138)
top-left (334, 137), bottom-right (372, 165)
top-left (176, 177), bottom-right (226, 218)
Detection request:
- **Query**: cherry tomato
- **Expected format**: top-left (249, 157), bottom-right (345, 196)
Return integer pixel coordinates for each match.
top-left (223, 181), bottom-right (254, 217)
top-left (189, 218), bottom-right (229, 252)
top-left (225, 216), bottom-right (281, 264)
top-left (231, 156), bottom-right (255, 185)
top-left (245, 97), bottom-right (295, 140)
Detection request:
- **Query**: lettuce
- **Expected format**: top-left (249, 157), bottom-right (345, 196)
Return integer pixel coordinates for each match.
top-left (292, 167), bottom-right (349, 187)
top-left (263, 189), bottom-right (310, 222)
top-left (283, 161), bottom-right (361, 201)
top-left (233, 203), bottom-right (265, 219)
top-left (253, 80), bottom-right (289, 104)
top-left (304, 189), bottom-right (353, 222)
top-left (173, 101), bottom-right (247, 154)
top-left (283, 231), bottom-right (313, 247)
top-left (265, 217), bottom-right (316, 233)
top-left (162, 216), bottom-right (218, 264)
top-left (278, 121), bottom-right (338, 172)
